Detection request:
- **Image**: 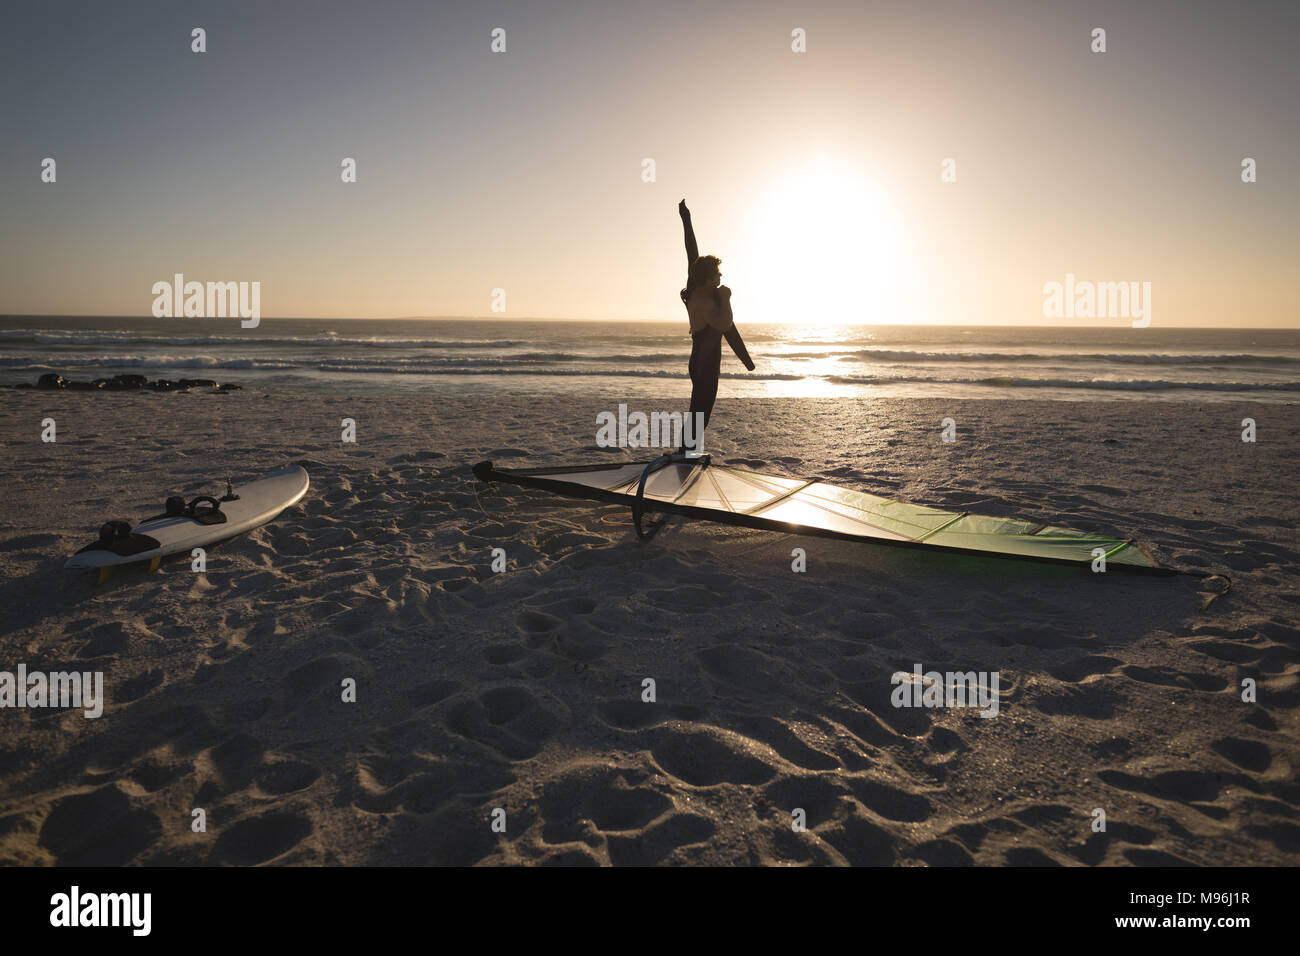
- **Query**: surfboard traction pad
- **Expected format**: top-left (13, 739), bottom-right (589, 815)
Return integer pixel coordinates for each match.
top-left (75, 500), bottom-right (229, 558)
top-left (73, 506), bottom-right (228, 584)
top-left (74, 528), bottom-right (162, 557)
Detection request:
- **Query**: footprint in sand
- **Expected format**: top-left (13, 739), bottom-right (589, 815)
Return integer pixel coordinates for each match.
top-left (465, 520), bottom-right (528, 539)
top-left (535, 530), bottom-right (611, 557)
top-left (1120, 664), bottom-right (1227, 691)
top-left (282, 655), bottom-right (352, 696)
top-left (534, 764), bottom-right (715, 864)
top-left (37, 784), bottom-right (162, 865)
top-left (593, 699), bottom-right (706, 731)
top-left (1004, 847), bottom-right (1062, 866)
top-left (76, 620), bottom-right (157, 659)
top-left (912, 838), bottom-right (974, 866)
top-left (353, 755), bottom-right (515, 815)
top-left (445, 686), bottom-right (564, 760)
top-left (1243, 823), bottom-right (1300, 854)
top-left (845, 777), bottom-right (935, 823)
top-left (207, 733), bottom-right (266, 791)
top-left (1123, 848), bottom-right (1196, 866)
top-left (126, 758), bottom-right (191, 793)
top-left (1067, 822), bottom-right (1159, 865)
top-left (835, 678), bottom-right (933, 739)
top-left (117, 669), bottom-right (165, 703)
top-left (1210, 736), bottom-right (1272, 772)
top-left (650, 727), bottom-right (777, 787)
top-left (587, 785), bottom-right (674, 832)
top-left (255, 760), bottom-right (321, 796)
top-left (762, 775), bottom-right (850, 830)
top-left (1049, 656), bottom-right (1121, 682)
top-left (605, 813), bottom-right (717, 865)
top-left (727, 715), bottom-right (840, 771)
top-left (1097, 767), bottom-right (1243, 803)
top-left (515, 609), bottom-right (559, 639)
top-left (211, 811), bottom-right (314, 865)
top-left (815, 815), bottom-right (897, 866)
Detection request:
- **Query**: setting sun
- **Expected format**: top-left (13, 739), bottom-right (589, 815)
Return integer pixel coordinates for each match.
top-left (732, 158), bottom-right (907, 325)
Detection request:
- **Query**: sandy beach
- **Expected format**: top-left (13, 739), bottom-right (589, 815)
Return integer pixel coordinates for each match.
top-left (1, 391), bottom-right (1296, 865)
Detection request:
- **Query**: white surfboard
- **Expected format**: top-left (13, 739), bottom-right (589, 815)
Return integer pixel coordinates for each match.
top-left (66, 465), bottom-right (309, 574)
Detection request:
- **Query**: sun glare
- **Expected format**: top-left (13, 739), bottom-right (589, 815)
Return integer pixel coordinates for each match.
top-left (732, 159), bottom-right (907, 325)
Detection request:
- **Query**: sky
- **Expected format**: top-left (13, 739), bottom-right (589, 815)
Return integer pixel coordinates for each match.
top-left (0, 0), bottom-right (1296, 327)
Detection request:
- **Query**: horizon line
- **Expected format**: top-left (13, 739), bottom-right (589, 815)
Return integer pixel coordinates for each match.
top-left (1, 314), bottom-right (1296, 331)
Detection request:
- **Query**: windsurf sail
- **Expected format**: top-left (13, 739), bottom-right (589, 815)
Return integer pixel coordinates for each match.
top-left (472, 456), bottom-right (1171, 575)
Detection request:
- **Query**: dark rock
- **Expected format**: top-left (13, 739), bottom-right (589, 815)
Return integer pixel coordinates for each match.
top-left (37, 373), bottom-right (67, 389)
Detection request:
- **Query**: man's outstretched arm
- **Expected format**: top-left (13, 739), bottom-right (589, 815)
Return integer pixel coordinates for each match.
top-left (679, 200), bottom-right (699, 265)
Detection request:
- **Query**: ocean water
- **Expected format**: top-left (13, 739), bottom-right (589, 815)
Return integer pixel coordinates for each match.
top-left (1, 316), bottom-right (1297, 402)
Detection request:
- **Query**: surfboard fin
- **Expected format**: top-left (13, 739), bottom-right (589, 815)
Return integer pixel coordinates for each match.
top-left (95, 567), bottom-right (113, 586)
top-left (147, 557), bottom-right (162, 573)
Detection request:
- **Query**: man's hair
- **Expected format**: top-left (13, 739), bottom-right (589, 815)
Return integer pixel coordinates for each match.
top-left (681, 255), bottom-right (722, 304)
